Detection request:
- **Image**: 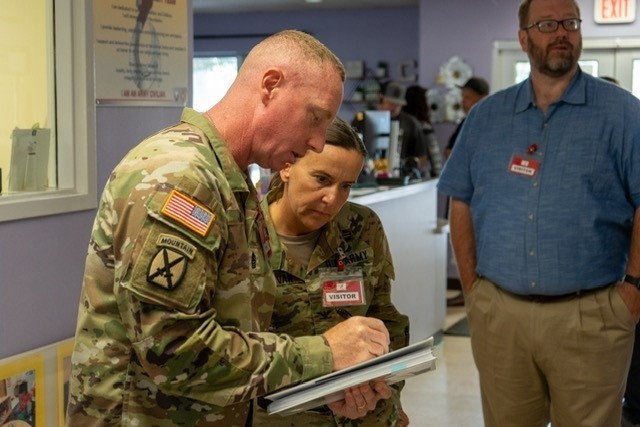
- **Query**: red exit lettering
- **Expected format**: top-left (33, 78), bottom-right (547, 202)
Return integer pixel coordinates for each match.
top-left (595, 0), bottom-right (636, 23)
top-left (601, 0), bottom-right (631, 19)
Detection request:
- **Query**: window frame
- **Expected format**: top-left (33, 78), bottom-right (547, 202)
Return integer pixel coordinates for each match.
top-left (0, 0), bottom-right (97, 223)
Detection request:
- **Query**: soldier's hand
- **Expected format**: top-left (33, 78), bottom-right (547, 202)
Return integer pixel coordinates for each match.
top-left (327, 381), bottom-right (391, 419)
top-left (323, 316), bottom-right (390, 371)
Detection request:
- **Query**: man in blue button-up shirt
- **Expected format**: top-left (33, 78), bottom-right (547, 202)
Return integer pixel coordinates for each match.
top-left (438, 0), bottom-right (640, 425)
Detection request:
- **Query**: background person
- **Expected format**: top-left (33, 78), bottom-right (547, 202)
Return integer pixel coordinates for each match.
top-left (403, 84), bottom-right (443, 178)
top-left (67, 30), bottom-right (390, 426)
top-left (255, 117), bottom-right (410, 426)
top-left (438, 0), bottom-right (640, 425)
top-left (444, 76), bottom-right (489, 159)
top-left (377, 81), bottom-right (429, 178)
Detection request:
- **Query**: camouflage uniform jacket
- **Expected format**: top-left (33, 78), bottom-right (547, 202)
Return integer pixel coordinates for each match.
top-left (67, 108), bottom-right (333, 427)
top-left (255, 195), bottom-right (410, 426)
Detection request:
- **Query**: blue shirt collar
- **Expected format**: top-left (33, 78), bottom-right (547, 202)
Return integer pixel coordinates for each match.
top-left (515, 67), bottom-right (586, 113)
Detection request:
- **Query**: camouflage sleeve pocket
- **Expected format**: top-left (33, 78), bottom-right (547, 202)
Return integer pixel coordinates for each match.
top-left (121, 184), bottom-right (223, 313)
top-left (123, 219), bottom-right (209, 313)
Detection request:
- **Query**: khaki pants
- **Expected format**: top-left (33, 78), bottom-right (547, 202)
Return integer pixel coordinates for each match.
top-left (466, 278), bottom-right (636, 427)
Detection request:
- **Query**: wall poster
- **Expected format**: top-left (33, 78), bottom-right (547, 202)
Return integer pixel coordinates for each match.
top-left (94, 0), bottom-right (189, 106)
top-left (0, 354), bottom-right (45, 426)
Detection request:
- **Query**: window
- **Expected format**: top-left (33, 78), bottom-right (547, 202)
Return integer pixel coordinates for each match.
top-left (1, 1), bottom-right (53, 193)
top-left (192, 55), bottom-right (241, 112)
top-left (192, 54), bottom-right (275, 195)
top-left (0, 0), bottom-right (96, 222)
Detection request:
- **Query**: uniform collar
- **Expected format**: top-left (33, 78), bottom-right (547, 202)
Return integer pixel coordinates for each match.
top-left (260, 192), bottom-right (351, 274)
top-left (180, 108), bottom-right (249, 193)
top-left (260, 195), bottom-right (285, 271)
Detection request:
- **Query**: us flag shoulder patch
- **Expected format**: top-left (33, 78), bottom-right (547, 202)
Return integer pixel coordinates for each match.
top-left (161, 190), bottom-right (215, 237)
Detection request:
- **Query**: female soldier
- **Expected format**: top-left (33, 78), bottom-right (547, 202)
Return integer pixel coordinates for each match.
top-left (256, 117), bottom-right (410, 426)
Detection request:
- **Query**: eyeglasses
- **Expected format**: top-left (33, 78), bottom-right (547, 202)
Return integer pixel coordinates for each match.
top-left (524, 18), bottom-right (582, 33)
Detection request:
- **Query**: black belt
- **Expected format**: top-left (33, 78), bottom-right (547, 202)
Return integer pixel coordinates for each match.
top-left (501, 282), bottom-right (615, 303)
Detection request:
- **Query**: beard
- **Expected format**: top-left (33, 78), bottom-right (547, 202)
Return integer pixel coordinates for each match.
top-left (527, 36), bottom-right (582, 78)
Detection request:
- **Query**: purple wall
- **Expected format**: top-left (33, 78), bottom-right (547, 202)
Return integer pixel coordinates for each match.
top-left (419, 0), bottom-right (518, 89)
top-left (0, 211), bottom-right (94, 354)
top-left (194, 8), bottom-right (420, 121)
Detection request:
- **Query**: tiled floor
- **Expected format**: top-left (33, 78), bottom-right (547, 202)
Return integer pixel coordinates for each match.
top-left (401, 305), bottom-right (484, 426)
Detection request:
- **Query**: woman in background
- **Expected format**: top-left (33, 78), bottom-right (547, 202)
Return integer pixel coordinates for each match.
top-left (256, 117), bottom-right (410, 426)
top-left (403, 85), bottom-right (443, 178)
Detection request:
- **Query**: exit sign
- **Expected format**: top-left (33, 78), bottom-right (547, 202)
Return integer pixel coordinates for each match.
top-left (594, 0), bottom-right (636, 23)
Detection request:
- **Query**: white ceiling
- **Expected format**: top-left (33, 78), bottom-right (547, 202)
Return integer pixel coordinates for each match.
top-left (193, 0), bottom-right (418, 14)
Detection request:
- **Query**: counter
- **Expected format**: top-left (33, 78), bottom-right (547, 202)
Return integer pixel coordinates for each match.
top-left (350, 180), bottom-right (447, 342)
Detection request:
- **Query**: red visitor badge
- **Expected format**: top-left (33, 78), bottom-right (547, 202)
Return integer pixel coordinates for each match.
top-left (508, 155), bottom-right (540, 177)
top-left (322, 279), bottom-right (365, 306)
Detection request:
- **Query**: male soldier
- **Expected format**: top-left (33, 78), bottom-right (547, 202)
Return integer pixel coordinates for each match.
top-left (67, 30), bottom-right (390, 426)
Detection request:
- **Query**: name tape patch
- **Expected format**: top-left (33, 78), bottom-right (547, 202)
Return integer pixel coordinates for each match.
top-left (157, 233), bottom-right (197, 259)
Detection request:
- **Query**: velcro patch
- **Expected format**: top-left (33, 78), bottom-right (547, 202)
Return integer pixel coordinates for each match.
top-left (161, 190), bottom-right (215, 237)
top-left (147, 247), bottom-right (188, 290)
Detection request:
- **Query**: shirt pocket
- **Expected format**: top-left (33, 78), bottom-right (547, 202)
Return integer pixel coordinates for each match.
top-left (559, 137), bottom-right (619, 198)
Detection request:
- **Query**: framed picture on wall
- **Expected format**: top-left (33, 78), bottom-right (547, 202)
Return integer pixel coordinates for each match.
top-left (0, 353), bottom-right (45, 427)
top-left (56, 339), bottom-right (74, 426)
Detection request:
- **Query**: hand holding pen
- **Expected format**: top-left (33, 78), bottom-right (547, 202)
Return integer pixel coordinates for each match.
top-left (323, 314), bottom-right (390, 371)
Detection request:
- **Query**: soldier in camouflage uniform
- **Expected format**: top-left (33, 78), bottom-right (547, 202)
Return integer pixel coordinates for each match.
top-left (255, 118), bottom-right (410, 426)
top-left (67, 30), bottom-right (392, 427)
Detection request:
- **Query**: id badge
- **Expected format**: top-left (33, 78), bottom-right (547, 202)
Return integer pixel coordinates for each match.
top-left (508, 155), bottom-right (540, 177)
top-left (319, 267), bottom-right (366, 307)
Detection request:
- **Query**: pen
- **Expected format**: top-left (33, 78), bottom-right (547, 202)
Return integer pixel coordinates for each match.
top-left (337, 308), bottom-right (352, 319)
